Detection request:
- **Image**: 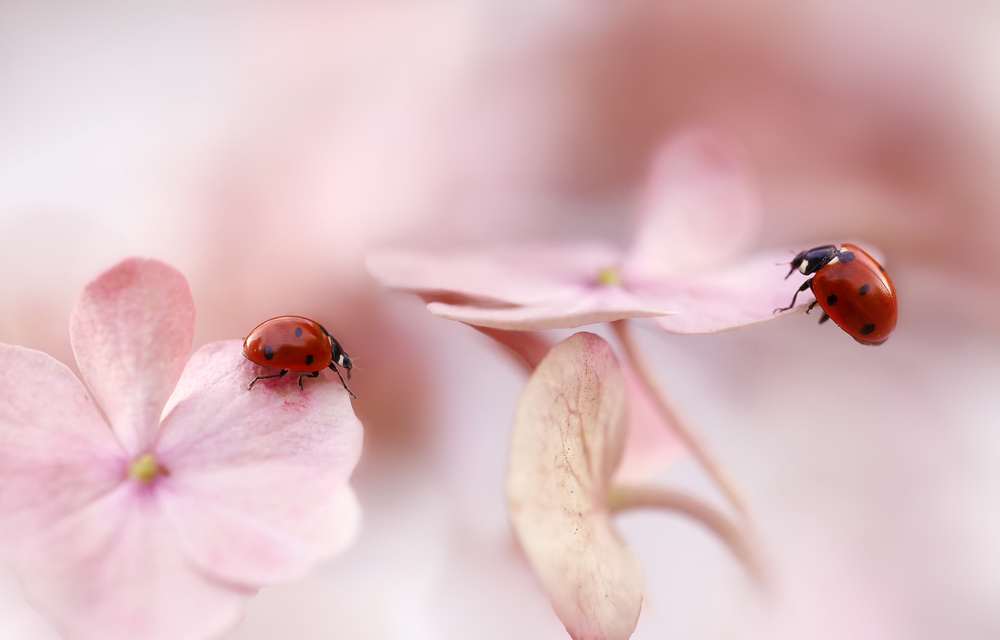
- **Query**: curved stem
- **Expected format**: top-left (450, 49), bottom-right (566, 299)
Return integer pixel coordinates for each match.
top-left (611, 320), bottom-right (752, 524)
top-left (608, 484), bottom-right (766, 586)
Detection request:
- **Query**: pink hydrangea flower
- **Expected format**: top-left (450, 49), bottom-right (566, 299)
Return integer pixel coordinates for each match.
top-left (0, 258), bottom-right (363, 640)
top-left (368, 129), bottom-right (796, 484)
top-left (368, 129), bottom-right (802, 334)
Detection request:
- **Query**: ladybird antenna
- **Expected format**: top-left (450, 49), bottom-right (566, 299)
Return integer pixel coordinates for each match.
top-left (345, 358), bottom-right (364, 379)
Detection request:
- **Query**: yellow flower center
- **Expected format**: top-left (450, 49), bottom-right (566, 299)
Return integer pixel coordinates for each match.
top-left (595, 266), bottom-right (622, 287)
top-left (128, 453), bottom-right (161, 484)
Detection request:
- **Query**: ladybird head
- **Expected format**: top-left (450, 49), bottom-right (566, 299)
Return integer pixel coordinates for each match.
top-left (786, 245), bottom-right (841, 279)
top-left (330, 337), bottom-right (353, 378)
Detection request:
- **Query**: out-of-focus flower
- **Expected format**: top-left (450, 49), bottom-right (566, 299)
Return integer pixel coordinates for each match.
top-left (0, 258), bottom-right (363, 640)
top-left (369, 129), bottom-right (795, 485)
top-left (507, 332), bottom-right (642, 640)
top-left (368, 130), bottom-right (804, 334)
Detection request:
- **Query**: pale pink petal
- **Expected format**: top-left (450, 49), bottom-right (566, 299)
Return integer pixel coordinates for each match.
top-left (159, 481), bottom-right (360, 586)
top-left (10, 485), bottom-right (253, 640)
top-left (155, 341), bottom-right (363, 585)
top-left (637, 250), bottom-right (812, 334)
top-left (70, 259), bottom-right (196, 454)
top-left (624, 130), bottom-right (761, 278)
top-left (0, 344), bottom-right (125, 552)
top-left (615, 361), bottom-right (684, 484)
top-left (427, 286), bottom-right (677, 330)
top-left (507, 333), bottom-right (643, 640)
top-left (367, 243), bottom-right (623, 305)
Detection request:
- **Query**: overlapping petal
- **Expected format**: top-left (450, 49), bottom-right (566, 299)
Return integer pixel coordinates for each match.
top-left (367, 243), bottom-right (623, 306)
top-left (624, 129), bottom-right (760, 278)
top-left (367, 129), bottom-right (788, 335)
top-left (637, 250), bottom-right (812, 334)
top-left (70, 258), bottom-right (196, 454)
top-left (507, 333), bottom-right (642, 640)
top-left (0, 345), bottom-right (125, 552)
top-left (426, 289), bottom-right (677, 330)
top-left (156, 341), bottom-right (364, 585)
top-left (11, 486), bottom-right (253, 640)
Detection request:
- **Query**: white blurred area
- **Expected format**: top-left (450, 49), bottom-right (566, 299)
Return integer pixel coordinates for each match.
top-left (2, 1), bottom-right (1000, 639)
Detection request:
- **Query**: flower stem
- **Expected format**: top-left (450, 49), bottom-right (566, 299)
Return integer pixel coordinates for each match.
top-left (608, 484), bottom-right (765, 585)
top-left (611, 320), bottom-right (752, 524)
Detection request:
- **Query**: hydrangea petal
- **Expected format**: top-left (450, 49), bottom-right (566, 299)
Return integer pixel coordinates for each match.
top-left (625, 130), bottom-right (761, 278)
top-left (10, 485), bottom-right (253, 640)
top-left (427, 286), bottom-right (677, 330)
top-left (160, 481), bottom-right (360, 586)
top-left (636, 250), bottom-right (811, 334)
top-left (0, 344), bottom-right (125, 552)
top-left (507, 333), bottom-right (643, 640)
top-left (615, 361), bottom-right (684, 483)
top-left (367, 243), bottom-right (623, 305)
top-left (70, 259), bottom-right (195, 454)
top-left (155, 341), bottom-right (363, 585)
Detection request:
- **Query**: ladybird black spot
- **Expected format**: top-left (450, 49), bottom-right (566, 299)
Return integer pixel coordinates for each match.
top-left (827, 294), bottom-right (838, 306)
top-left (860, 323), bottom-right (876, 335)
top-left (859, 283), bottom-right (870, 295)
top-left (878, 263), bottom-right (885, 273)
top-left (295, 326), bottom-right (303, 338)
top-left (305, 354), bottom-right (314, 366)
top-left (840, 251), bottom-right (856, 263)
top-left (263, 345), bottom-right (274, 360)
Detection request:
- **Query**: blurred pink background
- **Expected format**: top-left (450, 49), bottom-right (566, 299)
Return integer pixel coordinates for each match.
top-left (2, 1), bottom-right (1000, 638)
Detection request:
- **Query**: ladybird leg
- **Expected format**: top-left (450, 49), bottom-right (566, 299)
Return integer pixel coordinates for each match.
top-left (805, 300), bottom-right (818, 314)
top-left (247, 369), bottom-right (288, 390)
top-left (329, 363), bottom-right (357, 399)
top-left (818, 311), bottom-right (831, 325)
top-left (297, 370), bottom-right (321, 390)
top-left (774, 278), bottom-right (813, 313)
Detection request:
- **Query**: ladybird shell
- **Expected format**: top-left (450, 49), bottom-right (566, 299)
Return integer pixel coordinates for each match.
top-left (812, 244), bottom-right (898, 345)
top-left (243, 316), bottom-right (334, 372)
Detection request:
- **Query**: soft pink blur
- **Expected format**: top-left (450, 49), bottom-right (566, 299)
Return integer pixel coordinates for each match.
top-left (2, 1), bottom-right (1000, 639)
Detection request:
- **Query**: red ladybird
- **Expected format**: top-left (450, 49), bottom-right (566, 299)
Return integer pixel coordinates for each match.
top-left (776, 244), bottom-right (898, 345)
top-left (243, 316), bottom-right (355, 397)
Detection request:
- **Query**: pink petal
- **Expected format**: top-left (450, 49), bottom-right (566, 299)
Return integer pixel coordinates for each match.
top-left (507, 333), bottom-right (643, 640)
top-left (637, 250), bottom-right (812, 334)
top-left (10, 485), bottom-right (253, 640)
top-left (427, 286), bottom-right (677, 330)
top-left (615, 361), bottom-right (684, 484)
top-left (367, 243), bottom-right (623, 305)
top-left (624, 130), bottom-right (761, 278)
top-left (0, 344), bottom-right (125, 553)
top-left (155, 341), bottom-right (363, 585)
top-left (70, 258), bottom-right (196, 454)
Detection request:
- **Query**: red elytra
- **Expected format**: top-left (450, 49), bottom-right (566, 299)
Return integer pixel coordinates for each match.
top-left (242, 315), bottom-right (355, 397)
top-left (776, 244), bottom-right (898, 345)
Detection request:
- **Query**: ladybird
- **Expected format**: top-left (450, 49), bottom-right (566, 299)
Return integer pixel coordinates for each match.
top-left (243, 316), bottom-right (356, 397)
top-left (776, 243), bottom-right (898, 345)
